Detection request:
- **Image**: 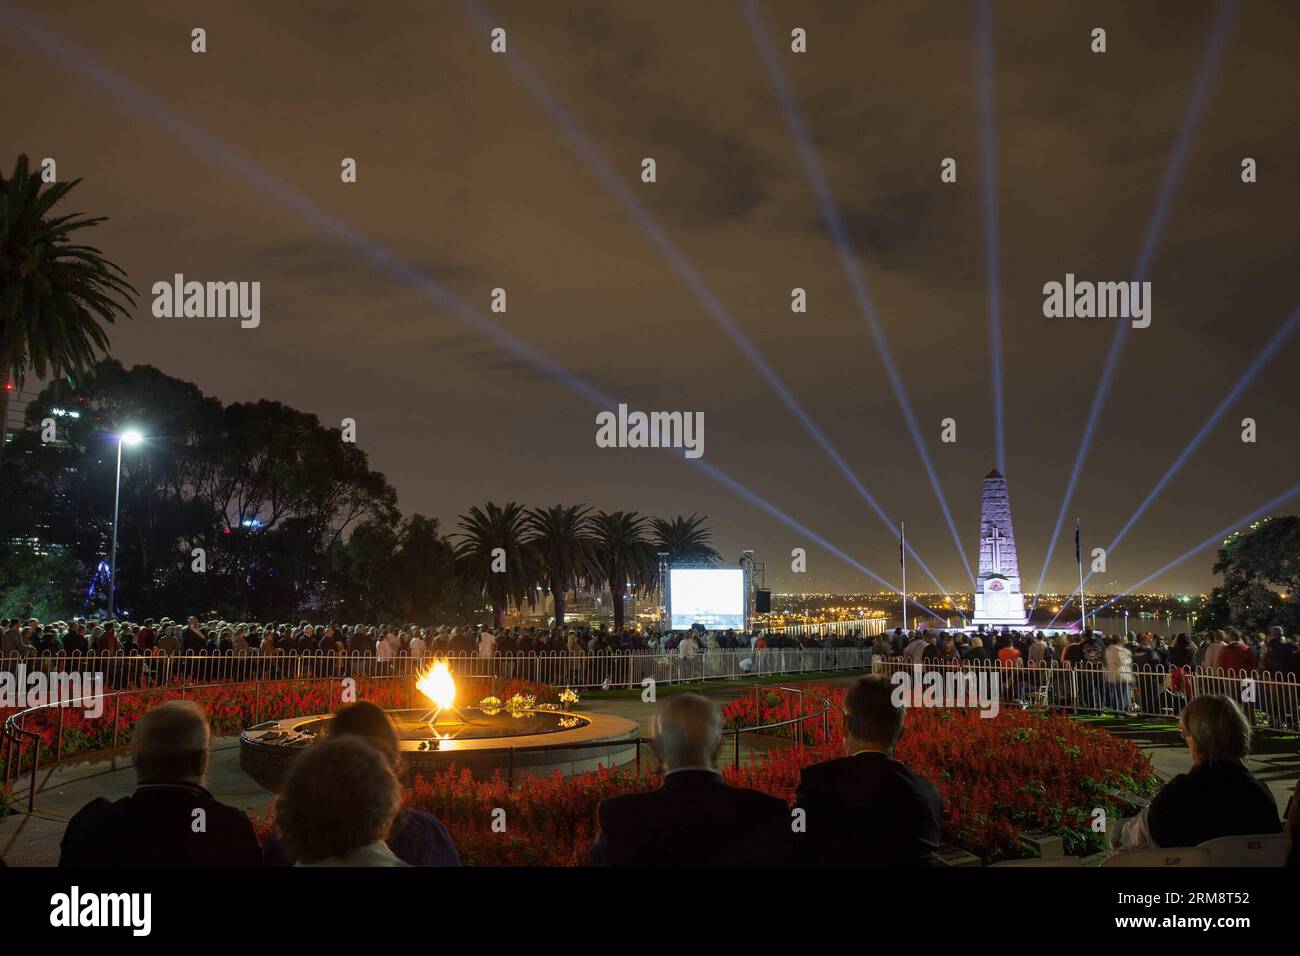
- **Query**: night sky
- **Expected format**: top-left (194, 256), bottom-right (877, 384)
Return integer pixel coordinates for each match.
top-left (4, 0), bottom-right (1298, 595)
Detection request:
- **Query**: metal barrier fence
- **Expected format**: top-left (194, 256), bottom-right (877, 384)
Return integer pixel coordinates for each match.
top-left (872, 656), bottom-right (1300, 728)
top-left (432, 683), bottom-right (836, 787)
top-left (1, 666), bottom-right (833, 812)
top-left (0, 646), bottom-right (875, 693)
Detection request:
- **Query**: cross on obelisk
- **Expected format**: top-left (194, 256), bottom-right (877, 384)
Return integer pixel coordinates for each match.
top-left (973, 469), bottom-right (1028, 627)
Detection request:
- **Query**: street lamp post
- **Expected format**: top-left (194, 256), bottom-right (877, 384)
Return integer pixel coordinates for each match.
top-left (108, 430), bottom-right (143, 618)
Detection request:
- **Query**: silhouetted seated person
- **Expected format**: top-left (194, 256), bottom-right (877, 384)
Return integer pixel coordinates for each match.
top-left (1112, 694), bottom-right (1280, 851)
top-left (794, 675), bottom-right (942, 865)
top-left (59, 700), bottom-right (261, 866)
top-left (590, 693), bottom-right (792, 866)
top-left (275, 735), bottom-right (408, 866)
top-left (264, 701), bottom-right (460, 866)
top-left (1287, 781), bottom-right (1299, 868)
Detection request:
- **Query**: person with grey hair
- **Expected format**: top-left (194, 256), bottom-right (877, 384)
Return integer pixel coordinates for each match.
top-left (59, 701), bottom-right (262, 866)
top-left (794, 675), bottom-right (942, 865)
top-left (275, 735), bottom-right (408, 867)
top-left (590, 692), bottom-right (791, 865)
top-left (1113, 694), bottom-right (1280, 851)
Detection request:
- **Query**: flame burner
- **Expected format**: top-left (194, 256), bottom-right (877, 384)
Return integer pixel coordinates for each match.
top-left (239, 657), bottom-right (640, 788)
top-left (419, 704), bottom-right (474, 732)
top-left (414, 661), bottom-right (479, 732)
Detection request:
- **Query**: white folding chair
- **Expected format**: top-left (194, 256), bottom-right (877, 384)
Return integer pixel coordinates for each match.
top-left (990, 856), bottom-right (1083, 867)
top-left (1199, 834), bottom-right (1291, 867)
top-left (1101, 847), bottom-right (1210, 867)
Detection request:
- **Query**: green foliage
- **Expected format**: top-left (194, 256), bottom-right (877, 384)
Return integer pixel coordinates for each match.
top-left (0, 548), bottom-right (86, 619)
top-left (525, 504), bottom-right (598, 626)
top-left (0, 154), bottom-right (136, 386)
top-left (651, 513), bottom-right (722, 565)
top-left (1201, 516), bottom-right (1300, 632)
top-left (592, 511), bottom-right (656, 632)
top-left (329, 514), bottom-right (472, 623)
top-left (454, 502), bottom-right (539, 627)
top-left (0, 359), bottom-right (403, 619)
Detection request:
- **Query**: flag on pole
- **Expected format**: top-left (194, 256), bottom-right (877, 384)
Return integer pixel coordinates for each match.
top-left (1074, 519), bottom-right (1081, 565)
top-left (899, 525), bottom-right (905, 566)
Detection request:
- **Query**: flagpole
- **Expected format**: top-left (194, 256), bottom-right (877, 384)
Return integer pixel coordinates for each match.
top-left (1076, 518), bottom-right (1087, 633)
top-left (900, 521), bottom-right (908, 631)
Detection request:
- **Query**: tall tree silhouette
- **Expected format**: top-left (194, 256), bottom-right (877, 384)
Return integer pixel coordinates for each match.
top-left (0, 155), bottom-right (136, 487)
top-left (455, 501), bottom-right (537, 627)
top-left (526, 504), bottom-right (597, 627)
top-left (593, 511), bottom-right (656, 632)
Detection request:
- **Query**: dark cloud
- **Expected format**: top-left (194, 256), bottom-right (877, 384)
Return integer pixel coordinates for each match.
top-left (3, 0), bottom-right (1297, 594)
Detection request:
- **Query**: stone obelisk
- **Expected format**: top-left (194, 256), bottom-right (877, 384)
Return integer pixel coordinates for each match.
top-left (972, 469), bottom-right (1029, 628)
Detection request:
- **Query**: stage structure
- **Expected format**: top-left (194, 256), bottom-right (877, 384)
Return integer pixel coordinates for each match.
top-left (972, 469), bottom-right (1029, 628)
top-left (656, 551), bottom-right (670, 628)
top-left (740, 549), bottom-right (764, 632)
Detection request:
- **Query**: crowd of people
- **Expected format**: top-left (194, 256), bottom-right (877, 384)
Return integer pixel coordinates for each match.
top-left (4, 613), bottom-right (1295, 673)
top-left (1, 614), bottom-right (878, 662)
top-left (47, 677), bottom-right (1297, 868)
top-left (4, 612), bottom-right (1297, 724)
top-left (871, 624), bottom-right (1300, 726)
top-left (872, 623), bottom-right (1298, 675)
top-left (4, 614), bottom-right (1298, 725)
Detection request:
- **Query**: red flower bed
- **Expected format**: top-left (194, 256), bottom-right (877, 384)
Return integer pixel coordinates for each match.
top-left (254, 684), bottom-right (1155, 865)
top-left (1, 674), bottom-right (554, 767)
top-left (12, 673), bottom-right (1155, 863)
top-left (721, 684), bottom-right (1157, 859)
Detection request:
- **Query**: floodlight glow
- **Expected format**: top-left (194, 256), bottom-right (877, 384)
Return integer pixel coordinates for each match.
top-left (1030, 0), bottom-right (1237, 612)
top-left (120, 430), bottom-right (143, 447)
top-left (744, 0), bottom-right (975, 588)
top-left (0, 1), bottom-right (965, 628)
top-left (1045, 300), bottom-right (1298, 628)
top-left (974, 0), bottom-right (1006, 475)
top-left (459, 0), bottom-right (971, 612)
top-left (1090, 480), bottom-right (1300, 619)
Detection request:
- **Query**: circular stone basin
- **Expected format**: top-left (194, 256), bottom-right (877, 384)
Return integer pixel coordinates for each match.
top-left (240, 707), bottom-right (640, 792)
top-left (315, 707), bottom-right (592, 743)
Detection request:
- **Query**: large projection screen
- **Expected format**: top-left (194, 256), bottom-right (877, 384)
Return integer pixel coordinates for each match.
top-left (669, 568), bottom-right (745, 631)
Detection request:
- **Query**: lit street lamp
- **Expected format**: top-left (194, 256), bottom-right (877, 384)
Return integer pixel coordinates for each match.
top-left (108, 429), bottom-right (143, 618)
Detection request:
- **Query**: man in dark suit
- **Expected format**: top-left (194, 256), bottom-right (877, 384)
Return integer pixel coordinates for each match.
top-left (60, 700), bottom-right (262, 867)
top-left (591, 693), bottom-right (792, 866)
top-left (795, 674), bottom-right (942, 865)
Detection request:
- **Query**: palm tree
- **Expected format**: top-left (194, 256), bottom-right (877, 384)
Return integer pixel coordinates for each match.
top-left (592, 511), bottom-right (657, 632)
top-left (454, 502), bottom-right (538, 627)
top-left (1, 155), bottom-right (136, 479)
top-left (652, 513), bottom-right (723, 565)
top-left (525, 504), bottom-right (598, 627)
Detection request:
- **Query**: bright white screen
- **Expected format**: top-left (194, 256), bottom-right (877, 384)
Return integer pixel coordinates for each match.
top-left (669, 568), bottom-right (744, 630)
